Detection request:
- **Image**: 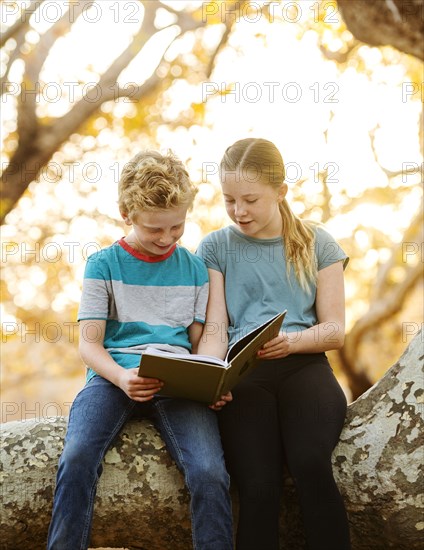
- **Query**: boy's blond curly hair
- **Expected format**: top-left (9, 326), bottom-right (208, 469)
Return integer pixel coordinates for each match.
top-left (118, 150), bottom-right (196, 220)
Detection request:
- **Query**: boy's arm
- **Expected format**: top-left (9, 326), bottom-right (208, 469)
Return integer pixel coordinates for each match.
top-left (79, 320), bottom-right (163, 401)
top-left (188, 321), bottom-right (203, 354)
top-left (197, 269), bottom-right (229, 360)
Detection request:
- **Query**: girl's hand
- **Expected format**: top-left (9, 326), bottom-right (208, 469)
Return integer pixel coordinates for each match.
top-left (257, 332), bottom-right (291, 360)
top-left (118, 368), bottom-right (163, 402)
top-left (209, 391), bottom-right (233, 411)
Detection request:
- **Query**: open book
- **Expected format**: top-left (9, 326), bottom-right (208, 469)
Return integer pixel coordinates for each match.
top-left (138, 311), bottom-right (286, 403)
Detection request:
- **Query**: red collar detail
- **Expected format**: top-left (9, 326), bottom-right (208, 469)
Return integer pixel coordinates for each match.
top-left (118, 238), bottom-right (176, 262)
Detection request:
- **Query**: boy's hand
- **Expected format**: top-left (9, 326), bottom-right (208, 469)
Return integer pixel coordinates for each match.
top-left (118, 368), bottom-right (163, 402)
top-left (209, 391), bottom-right (233, 411)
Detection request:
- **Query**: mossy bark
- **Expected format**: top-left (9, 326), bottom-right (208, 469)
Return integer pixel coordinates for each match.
top-left (1, 332), bottom-right (422, 549)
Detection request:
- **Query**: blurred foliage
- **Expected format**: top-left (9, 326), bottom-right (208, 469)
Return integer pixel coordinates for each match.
top-left (1, 0), bottom-right (422, 420)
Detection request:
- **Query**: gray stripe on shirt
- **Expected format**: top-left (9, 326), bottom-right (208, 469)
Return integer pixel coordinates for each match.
top-left (78, 278), bottom-right (208, 328)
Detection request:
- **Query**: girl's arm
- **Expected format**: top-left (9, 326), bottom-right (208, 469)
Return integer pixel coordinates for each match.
top-left (79, 320), bottom-right (163, 401)
top-left (196, 269), bottom-right (232, 410)
top-left (197, 269), bottom-right (229, 360)
top-left (259, 261), bottom-right (345, 358)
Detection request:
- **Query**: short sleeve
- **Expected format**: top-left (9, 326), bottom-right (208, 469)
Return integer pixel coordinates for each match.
top-left (77, 252), bottom-right (111, 321)
top-left (314, 226), bottom-right (349, 271)
top-left (196, 233), bottom-right (223, 272)
top-left (191, 255), bottom-right (209, 324)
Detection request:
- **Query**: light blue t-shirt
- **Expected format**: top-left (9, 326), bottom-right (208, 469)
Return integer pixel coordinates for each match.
top-left (197, 225), bottom-right (348, 346)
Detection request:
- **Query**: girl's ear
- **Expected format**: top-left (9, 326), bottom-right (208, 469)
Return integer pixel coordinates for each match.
top-left (278, 184), bottom-right (288, 201)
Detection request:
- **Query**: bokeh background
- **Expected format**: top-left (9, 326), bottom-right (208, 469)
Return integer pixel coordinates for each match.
top-left (1, 0), bottom-right (423, 424)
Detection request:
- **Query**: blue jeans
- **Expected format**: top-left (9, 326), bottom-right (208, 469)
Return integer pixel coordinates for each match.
top-left (47, 376), bottom-right (233, 550)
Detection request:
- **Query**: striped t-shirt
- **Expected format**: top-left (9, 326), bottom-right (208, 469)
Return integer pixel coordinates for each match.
top-left (78, 238), bottom-right (209, 381)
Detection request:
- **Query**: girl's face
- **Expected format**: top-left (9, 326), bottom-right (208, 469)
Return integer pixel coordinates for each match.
top-left (221, 171), bottom-right (287, 239)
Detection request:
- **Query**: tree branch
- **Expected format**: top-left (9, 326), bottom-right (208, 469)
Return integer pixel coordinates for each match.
top-left (339, 258), bottom-right (423, 399)
top-left (371, 202), bottom-right (423, 302)
top-left (369, 125), bottom-right (424, 179)
top-left (349, 262), bottom-right (422, 345)
top-left (32, 0), bottom-right (210, 142)
top-left (0, 1), bottom-right (214, 223)
top-left (16, 1), bottom-right (94, 146)
top-left (0, 0), bottom-right (48, 48)
top-left (1, 25), bottom-right (27, 96)
top-left (337, 0), bottom-right (424, 61)
top-left (204, 0), bottom-right (250, 78)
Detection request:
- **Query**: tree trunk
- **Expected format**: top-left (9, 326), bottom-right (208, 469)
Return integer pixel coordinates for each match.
top-left (1, 332), bottom-right (422, 549)
top-left (332, 330), bottom-right (423, 550)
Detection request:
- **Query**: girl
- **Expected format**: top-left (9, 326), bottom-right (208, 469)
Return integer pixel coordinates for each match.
top-left (197, 138), bottom-right (351, 550)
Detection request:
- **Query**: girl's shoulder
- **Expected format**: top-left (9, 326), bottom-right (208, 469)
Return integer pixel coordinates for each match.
top-left (197, 226), bottom-right (235, 251)
top-left (308, 223), bottom-right (348, 269)
top-left (310, 222), bottom-right (337, 243)
top-left (200, 226), bottom-right (232, 243)
top-left (196, 227), bottom-right (235, 269)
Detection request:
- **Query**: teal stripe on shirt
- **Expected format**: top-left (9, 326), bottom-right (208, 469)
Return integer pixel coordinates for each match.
top-left (78, 241), bottom-right (209, 381)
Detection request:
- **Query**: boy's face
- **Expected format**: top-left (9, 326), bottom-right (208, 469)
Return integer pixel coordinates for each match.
top-left (122, 205), bottom-right (188, 257)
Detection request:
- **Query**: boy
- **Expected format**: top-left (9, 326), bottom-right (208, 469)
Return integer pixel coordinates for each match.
top-left (47, 151), bottom-right (233, 550)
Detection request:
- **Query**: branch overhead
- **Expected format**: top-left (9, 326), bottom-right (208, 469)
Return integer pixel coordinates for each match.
top-left (337, 0), bottom-right (424, 60)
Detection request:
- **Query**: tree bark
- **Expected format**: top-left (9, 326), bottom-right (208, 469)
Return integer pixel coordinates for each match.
top-left (332, 330), bottom-right (424, 550)
top-left (337, 0), bottom-right (424, 61)
top-left (1, 332), bottom-right (422, 549)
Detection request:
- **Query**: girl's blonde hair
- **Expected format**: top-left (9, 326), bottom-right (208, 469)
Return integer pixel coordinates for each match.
top-left (220, 138), bottom-right (317, 290)
top-left (118, 150), bottom-right (196, 220)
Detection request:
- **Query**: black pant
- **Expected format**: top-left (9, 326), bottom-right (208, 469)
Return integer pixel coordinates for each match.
top-left (219, 353), bottom-right (351, 550)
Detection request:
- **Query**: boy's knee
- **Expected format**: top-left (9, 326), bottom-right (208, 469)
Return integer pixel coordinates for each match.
top-left (59, 440), bottom-right (100, 476)
top-left (189, 459), bottom-right (230, 488)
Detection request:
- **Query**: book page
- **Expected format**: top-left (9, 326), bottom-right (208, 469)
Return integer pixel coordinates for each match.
top-left (143, 347), bottom-right (228, 367)
top-left (225, 312), bottom-right (285, 363)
